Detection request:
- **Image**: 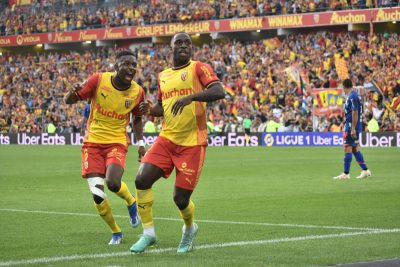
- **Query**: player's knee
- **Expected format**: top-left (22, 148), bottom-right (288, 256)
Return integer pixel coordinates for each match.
top-left (87, 177), bottom-right (106, 203)
top-left (106, 179), bottom-right (121, 193)
top-left (173, 195), bottom-right (189, 210)
top-left (135, 173), bottom-right (149, 189)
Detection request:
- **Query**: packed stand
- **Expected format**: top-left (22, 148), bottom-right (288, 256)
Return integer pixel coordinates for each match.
top-left (0, 32), bottom-right (399, 134)
top-left (2, 0), bottom-right (400, 36)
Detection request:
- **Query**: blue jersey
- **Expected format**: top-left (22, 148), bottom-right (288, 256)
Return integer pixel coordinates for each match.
top-left (343, 90), bottom-right (362, 133)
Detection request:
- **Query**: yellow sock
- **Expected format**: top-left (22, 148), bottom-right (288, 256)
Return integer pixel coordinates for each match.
top-left (95, 199), bottom-right (121, 233)
top-left (179, 200), bottom-right (195, 227)
top-left (116, 181), bottom-right (135, 206)
top-left (136, 189), bottom-right (154, 228)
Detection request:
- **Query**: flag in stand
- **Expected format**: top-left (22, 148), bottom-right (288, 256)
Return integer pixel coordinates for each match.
top-left (335, 56), bottom-right (349, 80)
top-left (224, 85), bottom-right (235, 97)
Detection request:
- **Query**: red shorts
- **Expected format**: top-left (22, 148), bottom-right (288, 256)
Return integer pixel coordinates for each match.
top-left (81, 142), bottom-right (127, 177)
top-left (141, 136), bottom-right (206, 190)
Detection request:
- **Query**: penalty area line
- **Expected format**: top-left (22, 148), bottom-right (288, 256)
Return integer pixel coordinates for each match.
top-left (0, 208), bottom-right (397, 232)
top-left (0, 229), bottom-right (399, 266)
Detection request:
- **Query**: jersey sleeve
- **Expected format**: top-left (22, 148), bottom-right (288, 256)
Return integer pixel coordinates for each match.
top-left (76, 73), bottom-right (100, 100)
top-left (132, 87), bottom-right (145, 116)
top-left (195, 62), bottom-right (220, 88)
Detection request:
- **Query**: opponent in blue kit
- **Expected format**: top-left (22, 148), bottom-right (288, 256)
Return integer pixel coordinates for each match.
top-left (334, 79), bottom-right (371, 180)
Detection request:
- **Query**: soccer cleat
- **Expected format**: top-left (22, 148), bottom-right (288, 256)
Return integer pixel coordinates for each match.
top-left (130, 234), bottom-right (157, 253)
top-left (128, 200), bottom-right (141, 228)
top-left (108, 232), bottom-right (123, 245)
top-left (177, 223), bottom-right (198, 253)
top-left (356, 169), bottom-right (371, 179)
top-left (333, 173), bottom-right (350, 180)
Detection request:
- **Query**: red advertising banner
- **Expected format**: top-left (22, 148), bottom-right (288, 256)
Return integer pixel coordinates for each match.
top-left (1, 7), bottom-right (399, 47)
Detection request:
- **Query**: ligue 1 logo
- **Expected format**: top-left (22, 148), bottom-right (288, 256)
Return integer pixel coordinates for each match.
top-left (126, 27), bottom-right (131, 35)
top-left (48, 33), bottom-right (52, 41)
top-left (214, 21), bottom-right (220, 30)
top-left (181, 71), bottom-right (188, 81)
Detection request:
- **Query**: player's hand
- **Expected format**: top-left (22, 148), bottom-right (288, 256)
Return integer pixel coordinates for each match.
top-left (139, 100), bottom-right (152, 115)
top-left (138, 146), bottom-right (146, 162)
top-left (171, 96), bottom-right (193, 116)
top-left (351, 129), bottom-right (357, 139)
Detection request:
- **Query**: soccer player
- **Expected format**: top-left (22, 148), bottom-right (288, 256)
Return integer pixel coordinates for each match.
top-left (130, 32), bottom-right (225, 253)
top-left (334, 79), bottom-right (371, 180)
top-left (64, 50), bottom-right (144, 244)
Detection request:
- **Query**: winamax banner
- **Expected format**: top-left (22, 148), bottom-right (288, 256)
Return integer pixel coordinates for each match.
top-left (1, 7), bottom-right (400, 47)
top-left (0, 132), bottom-right (399, 147)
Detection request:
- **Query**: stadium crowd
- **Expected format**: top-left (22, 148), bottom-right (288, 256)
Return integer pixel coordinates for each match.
top-left (1, 0), bottom-right (400, 36)
top-left (0, 31), bottom-right (400, 134)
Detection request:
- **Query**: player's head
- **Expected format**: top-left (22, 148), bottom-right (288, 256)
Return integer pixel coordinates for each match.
top-left (342, 79), bottom-right (353, 90)
top-left (114, 50), bottom-right (137, 84)
top-left (171, 32), bottom-right (192, 66)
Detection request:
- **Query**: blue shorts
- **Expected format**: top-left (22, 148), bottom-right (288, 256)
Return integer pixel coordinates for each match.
top-left (343, 131), bottom-right (359, 147)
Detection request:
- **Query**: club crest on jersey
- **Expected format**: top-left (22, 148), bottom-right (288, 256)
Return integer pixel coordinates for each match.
top-left (125, 99), bottom-right (132, 108)
top-left (181, 71), bottom-right (188, 81)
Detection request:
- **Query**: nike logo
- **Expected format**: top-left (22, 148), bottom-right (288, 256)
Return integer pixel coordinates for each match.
top-left (185, 177), bottom-right (192, 185)
top-left (138, 204), bottom-right (146, 209)
top-left (101, 92), bottom-right (108, 99)
top-left (161, 80), bottom-right (166, 84)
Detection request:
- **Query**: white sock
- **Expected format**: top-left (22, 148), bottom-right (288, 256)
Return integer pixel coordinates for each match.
top-left (143, 226), bottom-right (156, 237)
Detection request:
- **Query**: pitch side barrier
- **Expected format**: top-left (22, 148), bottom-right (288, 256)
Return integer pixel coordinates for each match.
top-left (0, 132), bottom-right (399, 147)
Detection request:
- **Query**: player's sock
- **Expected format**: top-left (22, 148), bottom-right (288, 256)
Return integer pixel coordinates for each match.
top-left (245, 134), bottom-right (250, 146)
top-left (95, 199), bottom-right (121, 233)
top-left (179, 200), bottom-right (195, 233)
top-left (116, 181), bottom-right (135, 206)
top-left (353, 151), bottom-right (368, 170)
top-left (344, 152), bottom-right (352, 174)
top-left (136, 189), bottom-right (154, 228)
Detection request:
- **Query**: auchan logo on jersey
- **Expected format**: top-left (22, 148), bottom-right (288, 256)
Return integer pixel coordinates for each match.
top-left (161, 88), bottom-right (193, 100)
top-left (95, 104), bottom-right (129, 120)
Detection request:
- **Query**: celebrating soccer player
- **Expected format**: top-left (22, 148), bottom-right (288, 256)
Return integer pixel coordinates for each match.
top-left (64, 50), bottom-right (145, 245)
top-left (130, 32), bottom-right (225, 253)
top-left (334, 79), bottom-right (372, 180)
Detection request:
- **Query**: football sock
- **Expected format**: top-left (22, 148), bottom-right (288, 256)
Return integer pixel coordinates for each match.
top-left (95, 199), bottom-right (121, 233)
top-left (354, 151), bottom-right (368, 170)
top-left (344, 152), bottom-right (352, 174)
top-left (136, 188), bottom-right (154, 228)
top-left (116, 181), bottom-right (135, 206)
top-left (245, 134), bottom-right (250, 146)
top-left (179, 199), bottom-right (195, 232)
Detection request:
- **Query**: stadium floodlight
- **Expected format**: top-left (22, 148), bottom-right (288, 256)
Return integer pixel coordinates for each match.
top-left (0, 52), bottom-right (2, 56)
top-left (393, 21), bottom-right (397, 24)
top-left (195, 33), bottom-right (200, 36)
top-left (256, 30), bottom-right (261, 33)
top-left (84, 40), bottom-right (92, 44)
top-left (36, 44), bottom-right (43, 47)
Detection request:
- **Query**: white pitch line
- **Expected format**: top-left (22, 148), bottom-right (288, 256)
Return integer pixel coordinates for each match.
top-left (0, 208), bottom-right (397, 232)
top-left (1, 229), bottom-right (399, 267)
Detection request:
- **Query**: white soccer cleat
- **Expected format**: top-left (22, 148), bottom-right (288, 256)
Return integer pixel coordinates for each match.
top-left (108, 232), bottom-right (123, 245)
top-left (333, 173), bottom-right (350, 180)
top-left (356, 170), bottom-right (371, 179)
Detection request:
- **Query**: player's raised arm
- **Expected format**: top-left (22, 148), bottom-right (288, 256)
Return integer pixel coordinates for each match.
top-left (64, 74), bottom-right (99, 105)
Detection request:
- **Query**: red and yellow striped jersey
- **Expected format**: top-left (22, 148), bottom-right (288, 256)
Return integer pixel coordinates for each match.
top-left (77, 72), bottom-right (145, 147)
top-left (157, 60), bottom-right (219, 146)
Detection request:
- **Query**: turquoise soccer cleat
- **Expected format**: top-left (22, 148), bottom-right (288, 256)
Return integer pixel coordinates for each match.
top-left (130, 234), bottom-right (156, 253)
top-left (177, 223), bottom-right (198, 253)
top-left (127, 200), bottom-right (141, 228)
top-left (108, 232), bottom-right (123, 245)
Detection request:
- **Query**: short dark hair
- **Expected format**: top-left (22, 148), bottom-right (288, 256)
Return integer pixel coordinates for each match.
top-left (343, 79), bottom-right (353, 89)
top-left (116, 50), bottom-right (135, 60)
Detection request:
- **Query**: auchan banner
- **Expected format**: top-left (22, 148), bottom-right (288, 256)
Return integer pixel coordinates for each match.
top-left (1, 7), bottom-right (399, 47)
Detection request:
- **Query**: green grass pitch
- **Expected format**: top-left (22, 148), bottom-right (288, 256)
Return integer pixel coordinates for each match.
top-left (0, 145), bottom-right (399, 266)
